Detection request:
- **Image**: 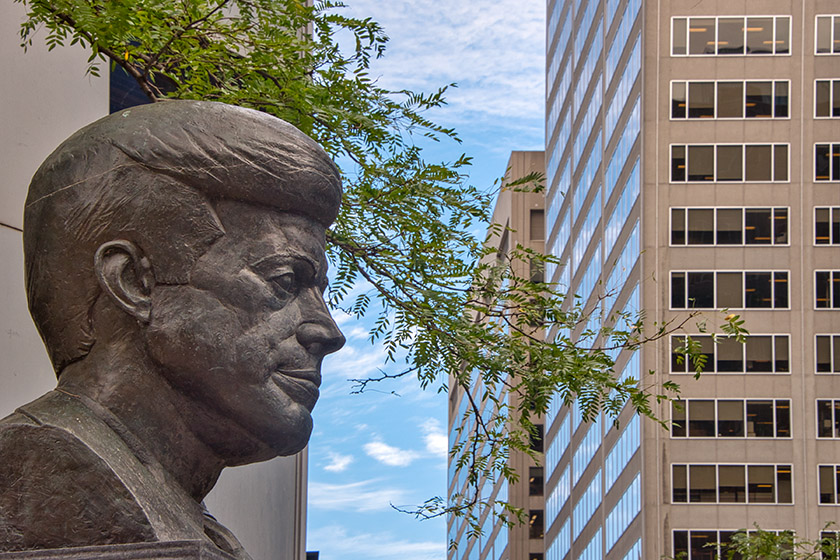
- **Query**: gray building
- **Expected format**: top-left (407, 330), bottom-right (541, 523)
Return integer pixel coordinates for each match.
top-left (543, 1), bottom-right (840, 559)
top-left (0, 4), bottom-right (307, 558)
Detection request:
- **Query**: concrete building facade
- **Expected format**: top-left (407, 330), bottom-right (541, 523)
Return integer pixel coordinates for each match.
top-left (447, 151), bottom-right (547, 560)
top-left (1, 4), bottom-right (306, 558)
top-left (543, 1), bottom-right (840, 559)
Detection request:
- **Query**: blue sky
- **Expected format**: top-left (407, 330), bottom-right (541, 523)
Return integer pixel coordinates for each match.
top-left (306, 2), bottom-right (545, 559)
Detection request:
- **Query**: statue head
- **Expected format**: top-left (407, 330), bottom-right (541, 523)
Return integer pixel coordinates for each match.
top-left (22, 100), bottom-right (345, 462)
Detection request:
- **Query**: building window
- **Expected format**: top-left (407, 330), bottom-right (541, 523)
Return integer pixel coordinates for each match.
top-left (671, 334), bottom-right (790, 374)
top-left (672, 80), bottom-right (789, 119)
top-left (529, 555), bottom-right (544, 560)
top-left (817, 400), bottom-right (840, 437)
top-left (671, 207), bottom-right (788, 246)
top-left (671, 144), bottom-right (788, 183)
top-left (816, 80), bottom-right (840, 118)
top-left (530, 209), bottom-right (545, 241)
top-left (672, 16), bottom-right (790, 56)
top-left (816, 207), bottom-right (840, 244)
top-left (672, 464), bottom-right (793, 504)
top-left (815, 144), bottom-right (840, 181)
top-left (671, 271), bottom-right (789, 309)
top-left (529, 467), bottom-right (544, 496)
top-left (674, 530), bottom-right (793, 560)
top-left (819, 465), bottom-right (840, 503)
top-left (529, 510), bottom-right (544, 539)
top-left (816, 15), bottom-right (840, 54)
top-left (816, 271), bottom-right (840, 308)
top-left (672, 399), bottom-right (791, 438)
top-left (530, 424), bottom-right (544, 453)
top-left (816, 335), bottom-right (840, 373)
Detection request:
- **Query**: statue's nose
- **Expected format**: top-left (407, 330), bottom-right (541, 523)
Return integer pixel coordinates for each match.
top-left (296, 290), bottom-right (345, 355)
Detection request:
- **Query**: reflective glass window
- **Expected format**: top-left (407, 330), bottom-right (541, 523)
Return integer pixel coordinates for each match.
top-left (718, 18), bottom-right (745, 54)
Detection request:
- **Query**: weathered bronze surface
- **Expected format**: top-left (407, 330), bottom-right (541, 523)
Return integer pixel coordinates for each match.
top-left (0, 101), bottom-right (345, 558)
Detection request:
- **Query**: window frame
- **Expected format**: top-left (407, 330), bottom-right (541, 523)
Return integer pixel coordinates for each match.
top-left (670, 143), bottom-right (790, 183)
top-left (815, 334), bottom-right (840, 374)
top-left (815, 399), bottom-right (840, 438)
top-left (818, 465), bottom-right (840, 504)
top-left (671, 398), bottom-right (792, 439)
top-left (814, 206), bottom-right (840, 245)
top-left (815, 79), bottom-right (840, 118)
top-left (815, 143), bottom-right (840, 181)
top-left (671, 463), bottom-right (794, 505)
top-left (670, 334), bottom-right (790, 375)
top-left (815, 270), bottom-right (840, 309)
top-left (671, 15), bottom-right (792, 57)
top-left (670, 270), bottom-right (791, 310)
top-left (673, 529), bottom-right (795, 560)
top-left (670, 79), bottom-right (791, 120)
top-left (670, 206), bottom-right (790, 247)
top-left (816, 15), bottom-right (840, 55)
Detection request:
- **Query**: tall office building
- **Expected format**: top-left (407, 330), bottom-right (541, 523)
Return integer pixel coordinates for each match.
top-left (447, 151), bottom-right (547, 560)
top-left (543, 0), bottom-right (840, 559)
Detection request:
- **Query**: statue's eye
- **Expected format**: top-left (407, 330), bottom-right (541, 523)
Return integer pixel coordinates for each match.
top-left (270, 272), bottom-right (298, 296)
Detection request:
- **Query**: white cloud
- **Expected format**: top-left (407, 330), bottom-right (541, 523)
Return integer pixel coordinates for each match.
top-left (364, 438), bottom-right (420, 467)
top-left (323, 451), bottom-right (354, 472)
top-left (308, 525), bottom-right (443, 560)
top-left (308, 480), bottom-right (408, 512)
top-left (339, 0), bottom-right (545, 125)
top-left (420, 418), bottom-right (449, 456)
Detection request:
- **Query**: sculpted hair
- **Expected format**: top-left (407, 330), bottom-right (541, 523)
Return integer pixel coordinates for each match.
top-left (23, 101), bottom-right (341, 374)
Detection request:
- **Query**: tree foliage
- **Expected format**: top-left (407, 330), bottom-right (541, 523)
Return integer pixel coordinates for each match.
top-left (15, 0), bottom-right (747, 535)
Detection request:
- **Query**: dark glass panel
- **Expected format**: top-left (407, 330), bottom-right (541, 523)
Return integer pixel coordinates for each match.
top-left (746, 400), bottom-right (774, 437)
top-left (687, 272), bottom-right (715, 308)
top-left (744, 272), bottom-right (771, 308)
top-left (745, 208), bottom-right (772, 244)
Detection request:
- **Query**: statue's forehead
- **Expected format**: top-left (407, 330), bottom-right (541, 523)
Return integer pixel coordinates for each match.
top-left (213, 202), bottom-right (329, 274)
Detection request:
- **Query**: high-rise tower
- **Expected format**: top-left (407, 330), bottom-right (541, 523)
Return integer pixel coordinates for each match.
top-left (543, 1), bottom-right (840, 559)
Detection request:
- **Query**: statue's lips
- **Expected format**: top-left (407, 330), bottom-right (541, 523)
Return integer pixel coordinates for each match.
top-left (271, 369), bottom-right (321, 409)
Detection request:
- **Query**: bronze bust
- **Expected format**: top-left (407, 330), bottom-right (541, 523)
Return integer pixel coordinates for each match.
top-left (0, 101), bottom-right (345, 557)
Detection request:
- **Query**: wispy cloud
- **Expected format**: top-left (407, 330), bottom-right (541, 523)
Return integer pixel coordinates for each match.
top-left (308, 480), bottom-right (408, 512)
top-left (308, 525), bottom-right (443, 560)
top-left (420, 418), bottom-right (448, 456)
top-left (323, 451), bottom-right (354, 473)
top-left (364, 438), bottom-right (420, 467)
top-left (341, 0), bottom-right (545, 126)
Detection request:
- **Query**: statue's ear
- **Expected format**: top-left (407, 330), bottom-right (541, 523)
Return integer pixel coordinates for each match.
top-left (94, 240), bottom-right (155, 323)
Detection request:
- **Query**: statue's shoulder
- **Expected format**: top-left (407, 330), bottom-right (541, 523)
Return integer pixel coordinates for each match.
top-left (0, 392), bottom-right (156, 552)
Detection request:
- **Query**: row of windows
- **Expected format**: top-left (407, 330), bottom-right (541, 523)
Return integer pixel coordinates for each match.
top-left (671, 334), bottom-right (840, 375)
top-left (673, 530), bottom-right (793, 560)
top-left (672, 15), bottom-right (840, 56)
top-left (671, 144), bottom-right (788, 183)
top-left (671, 399), bottom-right (791, 438)
top-left (671, 335), bottom-right (789, 374)
top-left (671, 207), bottom-right (787, 246)
top-left (671, 80), bottom-right (789, 119)
top-left (573, 470), bottom-right (601, 539)
top-left (671, 270), bottom-right (789, 310)
top-left (672, 16), bottom-right (791, 56)
top-left (672, 464), bottom-right (793, 504)
top-left (605, 475), bottom-right (641, 553)
top-left (669, 206), bottom-right (840, 246)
